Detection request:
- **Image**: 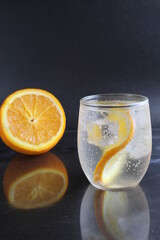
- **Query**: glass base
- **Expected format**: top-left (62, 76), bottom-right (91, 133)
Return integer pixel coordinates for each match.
top-left (91, 182), bottom-right (139, 192)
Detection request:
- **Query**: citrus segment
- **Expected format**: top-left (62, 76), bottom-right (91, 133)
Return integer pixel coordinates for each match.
top-left (101, 149), bottom-right (127, 185)
top-left (0, 89), bottom-right (66, 154)
top-left (94, 111), bottom-right (134, 184)
top-left (3, 153), bottom-right (68, 209)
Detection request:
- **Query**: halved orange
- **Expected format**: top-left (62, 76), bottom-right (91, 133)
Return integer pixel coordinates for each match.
top-left (3, 152), bottom-right (68, 209)
top-left (93, 111), bottom-right (134, 185)
top-left (0, 89), bottom-right (66, 154)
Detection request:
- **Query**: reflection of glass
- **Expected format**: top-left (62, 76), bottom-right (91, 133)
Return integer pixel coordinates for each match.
top-left (80, 185), bottom-right (150, 240)
top-left (3, 152), bottom-right (68, 209)
top-left (78, 94), bottom-right (152, 190)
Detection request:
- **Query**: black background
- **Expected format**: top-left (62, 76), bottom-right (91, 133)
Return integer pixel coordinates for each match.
top-left (0, 0), bottom-right (159, 129)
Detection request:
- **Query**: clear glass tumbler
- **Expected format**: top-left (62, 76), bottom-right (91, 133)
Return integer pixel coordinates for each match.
top-left (77, 94), bottom-right (152, 190)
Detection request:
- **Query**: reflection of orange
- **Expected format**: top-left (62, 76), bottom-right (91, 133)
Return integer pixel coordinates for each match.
top-left (3, 152), bottom-right (68, 209)
top-left (0, 89), bottom-right (66, 154)
top-left (94, 191), bottom-right (110, 239)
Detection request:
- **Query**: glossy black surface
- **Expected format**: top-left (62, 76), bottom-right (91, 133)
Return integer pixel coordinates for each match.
top-left (0, 130), bottom-right (159, 240)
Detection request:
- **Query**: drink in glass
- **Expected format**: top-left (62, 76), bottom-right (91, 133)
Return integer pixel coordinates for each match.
top-left (78, 94), bottom-right (152, 190)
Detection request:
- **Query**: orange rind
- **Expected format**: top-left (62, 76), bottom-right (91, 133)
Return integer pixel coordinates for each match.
top-left (93, 111), bottom-right (134, 185)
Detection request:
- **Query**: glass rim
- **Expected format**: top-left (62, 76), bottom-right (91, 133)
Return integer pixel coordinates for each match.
top-left (80, 93), bottom-right (149, 109)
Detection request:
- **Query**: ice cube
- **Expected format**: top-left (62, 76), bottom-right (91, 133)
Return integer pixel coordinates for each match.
top-left (87, 118), bottom-right (119, 148)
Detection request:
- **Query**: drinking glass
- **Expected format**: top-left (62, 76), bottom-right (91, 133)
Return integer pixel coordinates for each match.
top-left (77, 94), bottom-right (152, 190)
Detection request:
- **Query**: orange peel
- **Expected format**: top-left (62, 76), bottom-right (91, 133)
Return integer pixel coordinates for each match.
top-left (94, 111), bottom-right (134, 184)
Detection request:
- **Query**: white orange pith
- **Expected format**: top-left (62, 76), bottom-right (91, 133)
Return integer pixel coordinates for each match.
top-left (0, 89), bottom-right (66, 154)
top-left (93, 110), bottom-right (134, 185)
top-left (3, 153), bottom-right (68, 209)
